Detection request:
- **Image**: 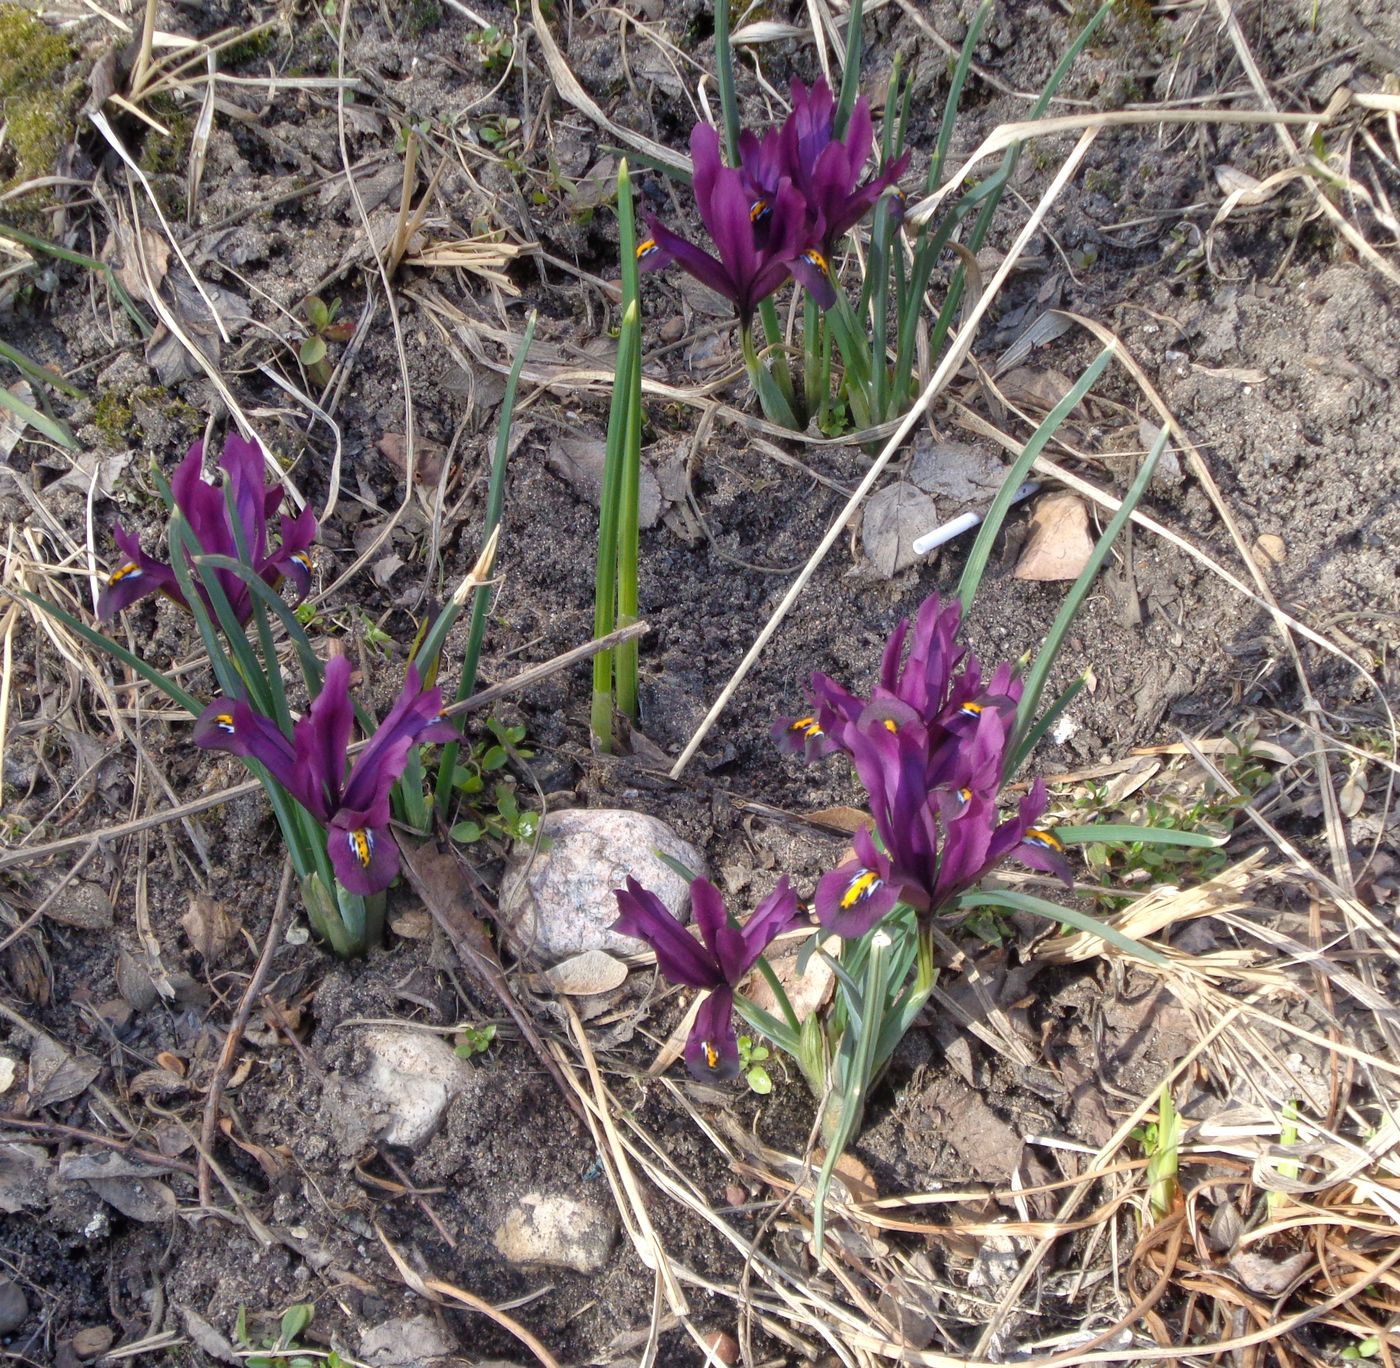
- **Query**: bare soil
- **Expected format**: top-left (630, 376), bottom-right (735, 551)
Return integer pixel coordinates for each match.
top-left (1, 1), bottom-right (1397, 1365)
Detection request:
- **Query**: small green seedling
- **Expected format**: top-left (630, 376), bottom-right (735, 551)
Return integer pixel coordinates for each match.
top-left (466, 25), bottom-right (514, 75)
top-left (448, 719), bottom-right (539, 846)
top-left (737, 1035), bottom-right (773, 1095)
top-left (1131, 1086), bottom-right (1180, 1224)
top-left (454, 1023), bottom-right (496, 1058)
top-left (298, 296), bottom-right (354, 388)
top-left (234, 1303), bottom-right (341, 1368)
top-left (1342, 1338), bottom-right (1382, 1361)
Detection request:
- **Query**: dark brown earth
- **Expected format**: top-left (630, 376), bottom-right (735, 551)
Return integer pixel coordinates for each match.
top-left (1, 1), bottom-right (1397, 1364)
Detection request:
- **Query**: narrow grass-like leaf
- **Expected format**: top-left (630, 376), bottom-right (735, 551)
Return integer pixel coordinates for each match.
top-left (928, 0), bottom-right (994, 193)
top-left (832, 0), bottom-right (864, 139)
top-left (1007, 673), bottom-right (1086, 775)
top-left (0, 223), bottom-right (152, 337)
top-left (732, 995), bottom-right (800, 1058)
top-left (1009, 426), bottom-right (1166, 762)
top-left (0, 340), bottom-right (84, 398)
top-left (591, 303), bottom-right (640, 750)
top-left (755, 298), bottom-right (797, 416)
top-left (956, 888), bottom-right (1168, 965)
top-left (190, 554), bottom-right (324, 694)
top-left (958, 346), bottom-right (1114, 611)
top-left (713, 0), bottom-right (742, 165)
top-left (1055, 825), bottom-right (1226, 848)
top-left (16, 589), bottom-right (203, 714)
top-left (813, 930), bottom-right (889, 1259)
top-left (653, 850), bottom-right (701, 885)
top-left (221, 485), bottom-right (292, 735)
top-left (615, 305), bottom-right (644, 719)
top-left (0, 381), bottom-right (75, 449)
top-left (165, 518), bottom-right (249, 705)
top-left (434, 312), bottom-right (536, 814)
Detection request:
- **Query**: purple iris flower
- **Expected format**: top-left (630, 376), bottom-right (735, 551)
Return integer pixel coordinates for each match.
top-left (813, 703), bottom-right (1072, 938)
top-left (739, 78), bottom-right (910, 259)
top-left (193, 656), bottom-right (455, 895)
top-left (612, 874), bottom-right (801, 1080)
top-left (97, 434), bottom-right (317, 626)
top-left (637, 122), bottom-right (835, 324)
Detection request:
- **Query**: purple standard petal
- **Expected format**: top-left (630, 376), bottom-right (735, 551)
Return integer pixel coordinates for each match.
top-left (95, 525), bottom-right (179, 620)
top-left (170, 440), bottom-right (236, 563)
top-left (689, 877), bottom-right (730, 962)
top-left (898, 594), bottom-right (965, 718)
top-left (328, 815), bottom-right (400, 895)
top-left (612, 877), bottom-right (722, 990)
top-left (193, 697), bottom-right (300, 795)
top-left (219, 433), bottom-right (271, 564)
top-left (340, 665), bottom-right (456, 816)
top-left (789, 78), bottom-right (837, 177)
top-left (738, 877), bottom-right (801, 965)
top-left (684, 987), bottom-right (740, 1081)
top-left (293, 655), bottom-right (356, 820)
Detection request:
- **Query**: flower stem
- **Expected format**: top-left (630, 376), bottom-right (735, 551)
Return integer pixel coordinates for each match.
top-left (740, 324), bottom-right (800, 429)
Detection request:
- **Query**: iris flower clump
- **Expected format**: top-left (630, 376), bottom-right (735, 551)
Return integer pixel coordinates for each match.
top-left (194, 656), bottom-right (456, 895)
top-left (775, 594), bottom-right (1071, 936)
top-left (637, 78), bottom-right (905, 426)
top-left (97, 434), bottom-right (317, 625)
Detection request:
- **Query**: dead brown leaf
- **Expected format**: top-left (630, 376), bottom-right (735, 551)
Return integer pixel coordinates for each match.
top-left (377, 432), bottom-right (448, 486)
top-left (861, 480), bottom-right (938, 577)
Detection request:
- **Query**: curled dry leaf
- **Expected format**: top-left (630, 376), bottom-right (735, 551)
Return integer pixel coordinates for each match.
top-left (181, 895), bottom-right (239, 962)
top-left (47, 880), bottom-right (114, 931)
top-left (128, 1068), bottom-right (188, 1100)
top-left (861, 481), bottom-right (938, 578)
top-left (28, 1036), bottom-right (99, 1108)
top-left (377, 432), bottom-right (448, 487)
top-left (86, 1174), bottom-right (177, 1223)
top-left (115, 945), bottom-right (160, 1011)
top-left (547, 436), bottom-right (663, 528)
top-left (0, 1143), bottom-right (49, 1213)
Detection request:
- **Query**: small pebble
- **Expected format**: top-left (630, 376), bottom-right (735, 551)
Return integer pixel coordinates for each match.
top-left (701, 1331), bottom-right (739, 1366)
top-left (0, 1279), bottom-right (26, 1335)
top-left (72, 1325), bottom-right (115, 1359)
top-left (658, 316), bottom-right (686, 344)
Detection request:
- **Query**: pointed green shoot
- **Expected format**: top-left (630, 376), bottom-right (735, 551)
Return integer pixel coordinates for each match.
top-left (591, 301), bottom-right (641, 751)
top-left (433, 312), bottom-right (537, 817)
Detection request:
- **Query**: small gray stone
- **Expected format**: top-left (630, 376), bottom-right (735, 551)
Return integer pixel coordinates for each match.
top-left (493, 1192), bottom-right (617, 1273)
top-left (0, 1278), bottom-right (27, 1335)
top-left (353, 1028), bottom-right (477, 1150)
top-left (499, 810), bottom-right (704, 962)
top-left (359, 1314), bottom-right (456, 1366)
